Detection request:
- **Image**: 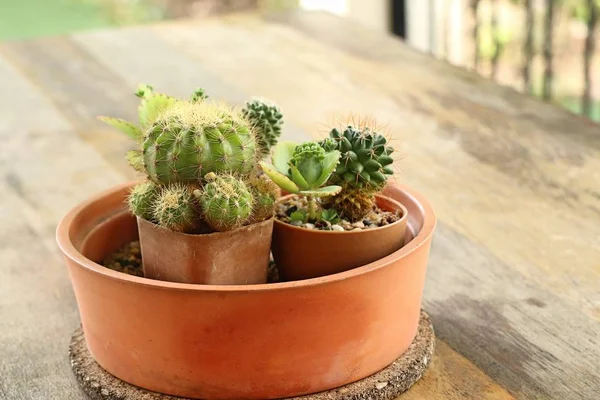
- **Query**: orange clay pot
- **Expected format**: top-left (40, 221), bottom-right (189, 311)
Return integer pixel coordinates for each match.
top-left (56, 182), bottom-right (436, 400)
top-left (137, 217), bottom-right (272, 285)
top-left (272, 194), bottom-right (408, 281)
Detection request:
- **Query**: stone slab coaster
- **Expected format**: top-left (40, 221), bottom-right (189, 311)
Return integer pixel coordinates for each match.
top-left (69, 310), bottom-right (435, 400)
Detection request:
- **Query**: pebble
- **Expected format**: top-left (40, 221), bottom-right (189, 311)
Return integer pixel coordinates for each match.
top-left (331, 224), bottom-right (345, 232)
top-left (352, 221), bottom-right (365, 229)
top-left (285, 205), bottom-right (298, 216)
top-left (290, 220), bottom-right (303, 226)
top-left (375, 381), bottom-right (388, 390)
top-left (304, 223), bottom-right (316, 230)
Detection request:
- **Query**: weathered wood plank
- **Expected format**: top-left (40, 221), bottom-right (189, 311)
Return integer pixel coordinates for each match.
top-left (1, 10), bottom-right (599, 400)
top-left (0, 54), bottom-right (70, 133)
top-left (71, 26), bottom-right (309, 143)
top-left (154, 15), bottom-right (600, 324)
top-left (425, 222), bottom-right (600, 399)
top-left (0, 52), bottom-right (125, 399)
top-left (0, 37), bottom-right (139, 177)
top-left (153, 14), bottom-right (600, 398)
top-left (400, 341), bottom-right (515, 400)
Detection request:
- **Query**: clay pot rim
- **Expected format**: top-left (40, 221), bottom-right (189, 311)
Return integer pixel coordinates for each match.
top-left (274, 194), bottom-right (408, 235)
top-left (137, 215), bottom-right (274, 238)
top-left (56, 181), bottom-right (436, 292)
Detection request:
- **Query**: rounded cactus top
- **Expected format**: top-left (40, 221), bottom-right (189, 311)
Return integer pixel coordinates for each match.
top-left (321, 125), bottom-right (394, 190)
top-left (142, 101), bottom-right (258, 184)
top-left (242, 98), bottom-right (283, 156)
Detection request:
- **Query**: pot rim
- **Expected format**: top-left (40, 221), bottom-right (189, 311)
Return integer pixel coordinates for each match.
top-left (273, 194), bottom-right (408, 235)
top-left (137, 214), bottom-right (274, 237)
top-left (56, 181), bottom-right (436, 292)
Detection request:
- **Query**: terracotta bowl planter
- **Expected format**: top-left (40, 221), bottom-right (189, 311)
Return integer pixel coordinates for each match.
top-left (56, 182), bottom-right (436, 400)
top-left (272, 194), bottom-right (408, 281)
top-left (137, 216), bottom-right (273, 284)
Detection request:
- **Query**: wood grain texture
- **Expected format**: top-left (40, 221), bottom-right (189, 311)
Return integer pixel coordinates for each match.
top-left (0, 53), bottom-right (121, 399)
top-left (401, 341), bottom-right (516, 400)
top-left (1, 10), bottom-right (599, 400)
top-left (153, 12), bottom-right (600, 399)
top-left (70, 26), bottom-right (310, 143)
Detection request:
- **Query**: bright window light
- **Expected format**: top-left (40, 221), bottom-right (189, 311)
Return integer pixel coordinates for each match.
top-left (300, 0), bottom-right (347, 15)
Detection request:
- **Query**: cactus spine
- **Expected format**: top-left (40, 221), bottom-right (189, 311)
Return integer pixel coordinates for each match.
top-left (128, 181), bottom-right (158, 221)
top-left (242, 98), bottom-right (283, 158)
top-left (320, 124), bottom-right (395, 221)
top-left (152, 184), bottom-right (197, 232)
top-left (248, 171), bottom-right (280, 222)
top-left (195, 173), bottom-right (254, 232)
top-left (100, 84), bottom-right (283, 233)
top-left (143, 101), bottom-right (257, 184)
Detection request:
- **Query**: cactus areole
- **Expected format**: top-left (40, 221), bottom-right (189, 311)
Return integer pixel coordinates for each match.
top-left (143, 102), bottom-right (257, 184)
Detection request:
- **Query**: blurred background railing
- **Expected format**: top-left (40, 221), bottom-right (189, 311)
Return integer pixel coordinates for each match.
top-left (0, 0), bottom-right (597, 121)
top-left (303, 0), bottom-right (599, 122)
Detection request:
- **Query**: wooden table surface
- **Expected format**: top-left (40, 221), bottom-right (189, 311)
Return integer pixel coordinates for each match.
top-left (1, 10), bottom-right (599, 400)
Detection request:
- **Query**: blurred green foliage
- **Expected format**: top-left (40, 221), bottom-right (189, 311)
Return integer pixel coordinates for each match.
top-left (0, 0), bottom-right (165, 40)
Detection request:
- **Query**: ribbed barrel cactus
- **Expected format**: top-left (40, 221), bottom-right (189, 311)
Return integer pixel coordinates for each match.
top-left (143, 101), bottom-right (257, 184)
top-left (128, 181), bottom-right (158, 221)
top-left (260, 141), bottom-right (341, 221)
top-left (242, 98), bottom-right (283, 158)
top-left (98, 84), bottom-right (282, 233)
top-left (195, 173), bottom-right (254, 232)
top-left (152, 184), bottom-right (197, 233)
top-left (319, 125), bottom-right (395, 221)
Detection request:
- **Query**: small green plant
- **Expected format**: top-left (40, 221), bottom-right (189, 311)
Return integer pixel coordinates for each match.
top-left (319, 123), bottom-right (395, 221)
top-left (152, 184), bottom-right (197, 233)
top-left (242, 98), bottom-right (284, 158)
top-left (289, 209), bottom-right (308, 223)
top-left (99, 84), bottom-right (283, 232)
top-left (260, 141), bottom-right (341, 221)
top-left (320, 209), bottom-right (340, 225)
top-left (195, 173), bottom-right (254, 232)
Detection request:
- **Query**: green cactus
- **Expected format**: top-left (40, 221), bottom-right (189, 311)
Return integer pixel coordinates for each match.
top-left (319, 125), bottom-right (395, 220)
top-left (100, 84), bottom-right (280, 233)
top-left (248, 171), bottom-right (279, 222)
top-left (242, 98), bottom-right (283, 158)
top-left (128, 181), bottom-right (158, 221)
top-left (322, 125), bottom-right (394, 188)
top-left (260, 141), bottom-right (341, 221)
top-left (143, 101), bottom-right (257, 184)
top-left (152, 184), bottom-right (197, 232)
top-left (190, 88), bottom-right (209, 103)
top-left (195, 173), bottom-right (254, 232)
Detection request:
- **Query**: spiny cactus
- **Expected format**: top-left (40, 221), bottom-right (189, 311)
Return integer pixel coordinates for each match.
top-left (143, 101), bottom-right (257, 184)
top-left (128, 181), bottom-right (158, 221)
top-left (100, 84), bottom-right (281, 233)
top-left (190, 88), bottom-right (209, 103)
top-left (195, 173), bottom-right (254, 232)
top-left (320, 124), bottom-right (395, 220)
top-left (325, 189), bottom-right (376, 222)
top-left (242, 99), bottom-right (283, 158)
top-left (248, 171), bottom-right (280, 222)
top-left (152, 184), bottom-right (197, 233)
top-left (322, 125), bottom-right (394, 189)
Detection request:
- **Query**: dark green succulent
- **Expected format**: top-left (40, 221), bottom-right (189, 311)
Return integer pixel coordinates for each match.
top-left (242, 99), bottom-right (284, 158)
top-left (321, 126), bottom-right (394, 189)
top-left (319, 125), bottom-right (395, 221)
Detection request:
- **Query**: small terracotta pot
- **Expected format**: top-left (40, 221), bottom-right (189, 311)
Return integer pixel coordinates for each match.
top-left (56, 182), bottom-right (435, 399)
top-left (272, 194), bottom-right (408, 281)
top-left (137, 217), bottom-right (273, 285)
